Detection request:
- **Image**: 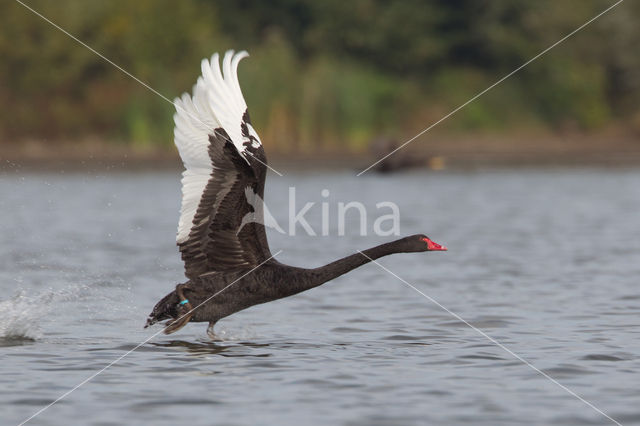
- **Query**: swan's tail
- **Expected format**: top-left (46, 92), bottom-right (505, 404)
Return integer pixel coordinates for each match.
top-left (145, 287), bottom-right (195, 334)
top-left (144, 289), bottom-right (179, 329)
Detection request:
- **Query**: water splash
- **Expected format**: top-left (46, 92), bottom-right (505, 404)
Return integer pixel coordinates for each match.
top-left (214, 325), bottom-right (258, 341)
top-left (0, 286), bottom-right (84, 341)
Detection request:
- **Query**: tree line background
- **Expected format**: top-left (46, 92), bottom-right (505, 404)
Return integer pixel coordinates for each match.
top-left (1, 0), bottom-right (638, 154)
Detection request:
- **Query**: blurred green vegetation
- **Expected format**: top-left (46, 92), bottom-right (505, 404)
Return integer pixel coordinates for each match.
top-left (1, 0), bottom-right (638, 152)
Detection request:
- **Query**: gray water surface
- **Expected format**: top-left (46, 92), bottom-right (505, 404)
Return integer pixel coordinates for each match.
top-left (1, 169), bottom-right (639, 425)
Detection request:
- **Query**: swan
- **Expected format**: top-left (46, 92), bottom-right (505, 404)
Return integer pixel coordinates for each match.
top-left (145, 50), bottom-right (446, 338)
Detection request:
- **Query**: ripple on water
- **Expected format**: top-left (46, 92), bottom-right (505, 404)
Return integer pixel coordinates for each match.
top-left (382, 334), bottom-right (425, 341)
top-left (543, 364), bottom-right (597, 378)
top-left (11, 398), bottom-right (58, 406)
top-left (458, 353), bottom-right (506, 361)
top-left (330, 327), bottom-right (370, 333)
top-left (581, 353), bottom-right (631, 362)
top-left (130, 398), bottom-right (223, 409)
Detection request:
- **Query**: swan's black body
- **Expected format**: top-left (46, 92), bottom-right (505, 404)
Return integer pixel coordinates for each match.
top-left (146, 236), bottom-right (437, 334)
top-left (145, 51), bottom-right (445, 337)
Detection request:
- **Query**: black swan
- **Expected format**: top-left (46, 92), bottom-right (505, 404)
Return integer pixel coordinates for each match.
top-left (145, 50), bottom-right (447, 338)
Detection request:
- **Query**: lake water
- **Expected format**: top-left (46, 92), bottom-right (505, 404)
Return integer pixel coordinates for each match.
top-left (1, 168), bottom-right (639, 425)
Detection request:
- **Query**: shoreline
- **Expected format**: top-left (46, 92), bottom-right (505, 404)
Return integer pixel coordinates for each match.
top-left (2, 131), bottom-right (639, 172)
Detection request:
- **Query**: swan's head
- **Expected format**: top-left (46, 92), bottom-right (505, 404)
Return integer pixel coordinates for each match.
top-left (404, 234), bottom-right (447, 252)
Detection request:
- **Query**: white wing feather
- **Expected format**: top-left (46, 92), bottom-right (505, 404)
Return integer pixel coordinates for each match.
top-left (173, 50), bottom-right (260, 244)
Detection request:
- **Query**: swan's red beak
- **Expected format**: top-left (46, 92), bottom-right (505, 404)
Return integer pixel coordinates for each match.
top-left (422, 237), bottom-right (447, 251)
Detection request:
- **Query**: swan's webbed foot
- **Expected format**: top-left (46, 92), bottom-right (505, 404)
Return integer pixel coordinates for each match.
top-left (163, 283), bottom-right (193, 335)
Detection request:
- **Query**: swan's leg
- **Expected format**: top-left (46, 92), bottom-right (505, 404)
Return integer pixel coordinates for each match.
top-left (175, 283), bottom-right (193, 313)
top-left (206, 322), bottom-right (218, 340)
top-left (163, 283), bottom-right (194, 335)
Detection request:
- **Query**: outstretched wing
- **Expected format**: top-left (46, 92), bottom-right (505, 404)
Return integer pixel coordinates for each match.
top-left (173, 50), bottom-right (272, 279)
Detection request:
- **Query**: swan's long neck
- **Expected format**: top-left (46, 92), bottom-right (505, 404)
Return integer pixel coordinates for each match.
top-left (295, 240), bottom-right (405, 291)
